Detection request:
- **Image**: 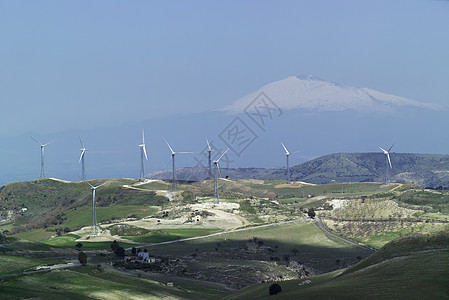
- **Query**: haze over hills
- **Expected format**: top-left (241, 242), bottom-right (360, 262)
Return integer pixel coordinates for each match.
top-left (1, 75), bottom-right (448, 188)
top-left (148, 152), bottom-right (449, 189)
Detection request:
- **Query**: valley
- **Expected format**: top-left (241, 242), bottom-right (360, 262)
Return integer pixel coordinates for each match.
top-left (1, 178), bottom-right (449, 298)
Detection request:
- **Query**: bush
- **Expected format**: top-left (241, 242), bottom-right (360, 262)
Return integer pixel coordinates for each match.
top-left (269, 283), bottom-right (282, 295)
top-left (115, 247), bottom-right (125, 257)
top-left (78, 251), bottom-right (88, 265)
top-left (307, 208), bottom-right (316, 219)
top-left (111, 240), bottom-right (119, 252)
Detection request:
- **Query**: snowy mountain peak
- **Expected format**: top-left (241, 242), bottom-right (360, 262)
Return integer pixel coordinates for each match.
top-left (221, 76), bottom-right (442, 113)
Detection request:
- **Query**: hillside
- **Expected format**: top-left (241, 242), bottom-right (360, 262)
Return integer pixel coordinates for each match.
top-left (148, 153), bottom-right (449, 188)
top-left (282, 153), bottom-right (449, 188)
top-left (0, 178), bottom-right (167, 234)
top-left (225, 230), bottom-right (449, 299)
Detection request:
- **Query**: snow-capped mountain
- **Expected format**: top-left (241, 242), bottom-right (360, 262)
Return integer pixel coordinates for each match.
top-left (221, 75), bottom-right (441, 113)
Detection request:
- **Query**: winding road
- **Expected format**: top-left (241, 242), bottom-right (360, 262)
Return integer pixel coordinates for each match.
top-left (316, 217), bottom-right (375, 252)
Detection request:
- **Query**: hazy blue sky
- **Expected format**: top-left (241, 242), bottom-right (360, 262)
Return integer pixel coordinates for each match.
top-left (1, 0), bottom-right (448, 136)
top-left (0, 0), bottom-right (448, 185)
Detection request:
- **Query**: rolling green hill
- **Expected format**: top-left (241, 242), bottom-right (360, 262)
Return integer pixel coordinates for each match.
top-left (148, 153), bottom-right (449, 188)
top-left (0, 178), bottom-right (167, 235)
top-left (272, 152), bottom-right (449, 188)
top-left (225, 230), bottom-right (449, 299)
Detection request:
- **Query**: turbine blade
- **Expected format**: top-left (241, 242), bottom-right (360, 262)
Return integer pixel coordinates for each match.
top-left (388, 143), bottom-right (395, 152)
top-left (379, 147), bottom-right (387, 153)
top-left (176, 151), bottom-right (194, 154)
top-left (143, 146), bottom-right (148, 160)
top-left (281, 142), bottom-right (290, 155)
top-left (206, 138), bottom-right (211, 151)
top-left (142, 129), bottom-right (145, 144)
top-left (43, 140), bottom-right (55, 147)
top-left (163, 138), bottom-right (175, 155)
top-left (86, 181), bottom-right (94, 188)
top-left (96, 180), bottom-right (110, 189)
top-left (79, 150), bottom-right (85, 163)
top-left (387, 153), bottom-right (392, 169)
top-left (217, 162), bottom-right (222, 178)
top-left (31, 137), bottom-right (42, 146)
top-left (216, 148), bottom-right (229, 163)
top-left (79, 137), bottom-right (85, 148)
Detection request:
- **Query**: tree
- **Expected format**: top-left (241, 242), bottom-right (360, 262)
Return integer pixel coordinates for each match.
top-left (111, 240), bottom-right (125, 257)
top-left (307, 208), bottom-right (316, 219)
top-left (111, 240), bottom-right (119, 252)
top-left (115, 246), bottom-right (125, 257)
top-left (131, 247), bottom-right (137, 255)
top-left (269, 283), bottom-right (282, 295)
top-left (291, 248), bottom-right (298, 256)
top-left (75, 242), bottom-right (83, 250)
top-left (78, 251), bottom-right (87, 266)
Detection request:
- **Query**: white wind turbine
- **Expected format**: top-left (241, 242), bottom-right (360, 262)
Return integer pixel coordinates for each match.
top-left (164, 138), bottom-right (193, 194)
top-left (31, 137), bottom-right (54, 178)
top-left (79, 137), bottom-right (89, 181)
top-left (206, 138), bottom-right (213, 179)
top-left (281, 142), bottom-right (299, 184)
top-left (214, 148), bottom-right (229, 204)
top-left (86, 181), bottom-right (109, 236)
top-left (139, 130), bottom-right (148, 181)
top-left (379, 143), bottom-right (394, 185)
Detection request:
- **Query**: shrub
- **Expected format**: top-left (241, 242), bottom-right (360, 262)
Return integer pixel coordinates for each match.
top-left (269, 283), bottom-right (282, 295)
top-left (78, 251), bottom-right (88, 266)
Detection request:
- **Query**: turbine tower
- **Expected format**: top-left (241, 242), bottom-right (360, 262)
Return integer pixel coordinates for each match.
top-left (139, 130), bottom-right (148, 181)
top-left (79, 137), bottom-right (88, 181)
top-left (281, 142), bottom-right (291, 184)
top-left (31, 137), bottom-right (54, 178)
top-left (379, 144), bottom-right (394, 185)
top-left (164, 138), bottom-right (193, 194)
top-left (206, 138), bottom-right (213, 179)
top-left (214, 148), bottom-right (229, 204)
top-left (86, 181), bottom-right (108, 236)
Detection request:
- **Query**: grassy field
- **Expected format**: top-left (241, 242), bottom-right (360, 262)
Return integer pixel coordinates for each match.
top-left (14, 228), bottom-right (56, 242)
top-left (61, 205), bottom-right (159, 230)
top-left (0, 266), bottom-right (226, 299)
top-left (42, 235), bottom-right (137, 250)
top-left (147, 221), bottom-right (372, 273)
top-left (0, 254), bottom-right (62, 275)
top-left (126, 228), bottom-right (221, 243)
top-left (225, 231), bottom-right (449, 299)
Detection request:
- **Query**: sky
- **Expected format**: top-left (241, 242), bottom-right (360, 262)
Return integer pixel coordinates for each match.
top-left (0, 0), bottom-right (448, 184)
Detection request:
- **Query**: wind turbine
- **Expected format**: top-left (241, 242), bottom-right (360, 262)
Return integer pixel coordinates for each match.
top-left (79, 137), bottom-right (89, 181)
top-left (31, 137), bottom-right (54, 178)
top-left (164, 138), bottom-right (193, 194)
top-left (86, 181), bottom-right (109, 236)
top-left (281, 142), bottom-right (299, 184)
top-left (281, 142), bottom-right (291, 184)
top-left (214, 148), bottom-right (229, 204)
top-left (379, 144), bottom-right (394, 185)
top-left (139, 130), bottom-right (148, 181)
top-left (206, 138), bottom-right (213, 179)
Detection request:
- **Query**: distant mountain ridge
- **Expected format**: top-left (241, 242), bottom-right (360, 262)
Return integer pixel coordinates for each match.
top-left (147, 153), bottom-right (449, 188)
top-left (281, 153), bottom-right (449, 188)
top-left (221, 75), bottom-right (441, 113)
